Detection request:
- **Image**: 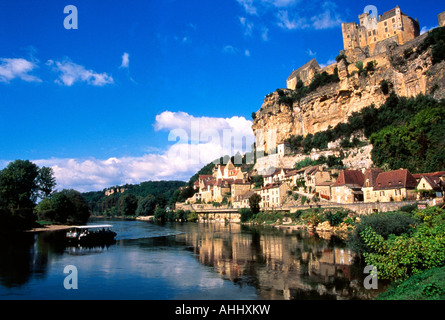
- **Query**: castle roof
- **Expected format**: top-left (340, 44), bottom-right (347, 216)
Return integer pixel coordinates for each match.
top-left (287, 58), bottom-right (320, 81)
top-left (373, 169), bottom-right (417, 191)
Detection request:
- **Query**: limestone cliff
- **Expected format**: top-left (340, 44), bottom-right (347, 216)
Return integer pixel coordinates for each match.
top-left (252, 31), bottom-right (445, 153)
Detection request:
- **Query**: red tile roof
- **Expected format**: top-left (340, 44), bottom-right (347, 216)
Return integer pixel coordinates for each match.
top-left (363, 168), bottom-right (383, 187)
top-left (332, 170), bottom-right (365, 188)
top-left (374, 169), bottom-right (417, 191)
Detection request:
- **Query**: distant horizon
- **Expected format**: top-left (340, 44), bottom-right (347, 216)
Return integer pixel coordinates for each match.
top-left (1, 0), bottom-right (443, 192)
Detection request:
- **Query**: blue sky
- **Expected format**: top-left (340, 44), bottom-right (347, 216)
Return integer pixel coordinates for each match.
top-left (0, 0), bottom-right (443, 191)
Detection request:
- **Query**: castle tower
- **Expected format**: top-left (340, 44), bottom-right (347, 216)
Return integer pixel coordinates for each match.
top-left (439, 12), bottom-right (445, 27)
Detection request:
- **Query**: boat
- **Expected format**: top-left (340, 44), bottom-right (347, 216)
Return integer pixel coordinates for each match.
top-left (66, 224), bottom-right (117, 245)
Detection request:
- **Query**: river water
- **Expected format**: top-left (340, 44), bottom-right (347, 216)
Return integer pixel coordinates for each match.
top-left (0, 219), bottom-right (386, 300)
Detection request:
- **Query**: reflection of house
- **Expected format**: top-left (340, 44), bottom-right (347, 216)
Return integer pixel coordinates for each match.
top-left (373, 169), bottom-right (417, 202)
top-left (331, 170), bottom-right (365, 203)
top-left (256, 182), bottom-right (290, 208)
top-left (362, 168), bottom-right (383, 203)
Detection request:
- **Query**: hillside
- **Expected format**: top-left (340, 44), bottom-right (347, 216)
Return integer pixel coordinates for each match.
top-left (252, 27), bottom-right (445, 154)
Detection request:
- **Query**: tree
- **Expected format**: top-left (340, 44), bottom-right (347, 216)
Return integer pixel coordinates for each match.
top-left (36, 166), bottom-right (56, 199)
top-left (0, 160), bottom-right (39, 209)
top-left (249, 193), bottom-right (262, 215)
top-left (136, 194), bottom-right (157, 216)
top-left (50, 190), bottom-right (90, 224)
top-left (118, 193), bottom-right (138, 216)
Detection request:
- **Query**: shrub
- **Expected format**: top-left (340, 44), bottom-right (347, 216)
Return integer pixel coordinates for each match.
top-left (380, 80), bottom-right (391, 95)
top-left (361, 222), bottom-right (445, 281)
top-left (239, 208), bottom-right (255, 223)
top-left (324, 210), bottom-right (349, 227)
top-left (348, 211), bottom-right (421, 256)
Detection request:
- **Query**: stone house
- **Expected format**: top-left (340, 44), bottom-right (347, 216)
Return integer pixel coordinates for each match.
top-left (373, 169), bottom-right (417, 202)
top-left (415, 171), bottom-right (445, 199)
top-left (230, 180), bottom-right (251, 203)
top-left (331, 170), bottom-right (365, 203)
top-left (362, 168), bottom-right (383, 203)
top-left (256, 182), bottom-right (290, 208)
top-left (233, 190), bottom-right (255, 209)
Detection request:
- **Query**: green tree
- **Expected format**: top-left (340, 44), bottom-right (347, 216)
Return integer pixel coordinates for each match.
top-left (118, 193), bottom-right (138, 216)
top-left (249, 193), bottom-right (262, 215)
top-left (36, 166), bottom-right (56, 199)
top-left (50, 189), bottom-right (90, 224)
top-left (136, 194), bottom-right (157, 216)
top-left (0, 160), bottom-right (39, 209)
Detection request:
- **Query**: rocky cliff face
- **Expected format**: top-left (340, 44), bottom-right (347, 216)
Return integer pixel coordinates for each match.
top-left (252, 31), bottom-right (445, 152)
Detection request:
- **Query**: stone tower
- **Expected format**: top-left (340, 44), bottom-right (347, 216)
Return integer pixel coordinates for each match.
top-left (439, 12), bottom-right (445, 27)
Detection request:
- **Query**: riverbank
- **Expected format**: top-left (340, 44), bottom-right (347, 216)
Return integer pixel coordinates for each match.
top-left (25, 224), bottom-right (72, 233)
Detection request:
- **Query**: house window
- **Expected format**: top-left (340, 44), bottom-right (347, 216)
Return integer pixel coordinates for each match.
top-left (385, 27), bottom-right (388, 32)
top-left (380, 191), bottom-right (385, 197)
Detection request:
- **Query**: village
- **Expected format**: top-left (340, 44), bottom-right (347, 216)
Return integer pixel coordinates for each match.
top-left (178, 6), bottom-right (445, 214)
top-left (182, 156), bottom-right (444, 211)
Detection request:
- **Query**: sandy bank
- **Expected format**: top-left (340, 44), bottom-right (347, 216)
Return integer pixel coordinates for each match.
top-left (26, 225), bottom-right (72, 233)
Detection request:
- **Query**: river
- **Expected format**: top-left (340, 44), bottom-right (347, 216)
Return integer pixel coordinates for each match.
top-left (0, 219), bottom-right (387, 300)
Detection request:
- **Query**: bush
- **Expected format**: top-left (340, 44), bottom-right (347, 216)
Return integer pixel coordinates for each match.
top-left (324, 210), bottom-right (349, 227)
top-left (348, 211), bottom-right (421, 256)
top-left (361, 222), bottom-right (445, 281)
top-left (239, 208), bottom-right (255, 223)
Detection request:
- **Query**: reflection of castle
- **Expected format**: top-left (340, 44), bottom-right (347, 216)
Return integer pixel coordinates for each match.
top-left (179, 224), bottom-right (372, 300)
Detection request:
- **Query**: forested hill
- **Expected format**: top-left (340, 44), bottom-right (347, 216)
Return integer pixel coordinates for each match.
top-left (82, 180), bottom-right (186, 216)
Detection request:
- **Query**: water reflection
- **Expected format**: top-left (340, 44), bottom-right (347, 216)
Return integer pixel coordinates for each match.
top-left (0, 221), bottom-right (387, 299)
top-left (168, 223), bottom-right (386, 300)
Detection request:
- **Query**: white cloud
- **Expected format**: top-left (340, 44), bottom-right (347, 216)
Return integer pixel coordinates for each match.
top-left (420, 25), bottom-right (437, 35)
top-left (276, 10), bottom-right (308, 30)
top-left (236, 0), bottom-right (342, 31)
top-left (239, 16), bottom-right (254, 36)
top-left (261, 27), bottom-right (270, 41)
top-left (120, 52), bottom-right (130, 68)
top-left (222, 45), bottom-right (238, 54)
top-left (236, 0), bottom-right (258, 15)
top-left (0, 58), bottom-right (41, 83)
top-left (311, 9), bottom-right (342, 30)
top-left (154, 111), bottom-right (254, 146)
top-left (307, 49), bottom-right (317, 57)
top-left (48, 59), bottom-right (114, 87)
top-left (245, 49), bottom-right (251, 57)
top-left (28, 112), bottom-right (255, 192)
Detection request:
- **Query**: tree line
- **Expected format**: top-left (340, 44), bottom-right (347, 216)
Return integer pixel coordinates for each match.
top-left (0, 160), bottom-right (90, 232)
top-left (81, 180), bottom-right (187, 217)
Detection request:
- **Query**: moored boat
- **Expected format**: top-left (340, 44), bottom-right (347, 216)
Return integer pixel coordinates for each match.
top-left (66, 224), bottom-right (117, 244)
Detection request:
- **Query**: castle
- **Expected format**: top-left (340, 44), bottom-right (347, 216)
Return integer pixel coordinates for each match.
top-left (341, 5), bottom-right (420, 56)
top-left (287, 6), bottom-right (445, 91)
